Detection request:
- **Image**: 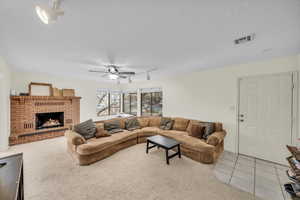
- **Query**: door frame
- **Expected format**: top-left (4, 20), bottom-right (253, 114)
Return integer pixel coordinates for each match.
top-left (237, 71), bottom-right (299, 156)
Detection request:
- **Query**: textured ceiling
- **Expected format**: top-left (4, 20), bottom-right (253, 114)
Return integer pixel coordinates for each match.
top-left (0, 0), bottom-right (300, 83)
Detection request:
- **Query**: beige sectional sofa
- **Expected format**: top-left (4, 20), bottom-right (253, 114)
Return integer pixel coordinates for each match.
top-left (65, 117), bottom-right (226, 165)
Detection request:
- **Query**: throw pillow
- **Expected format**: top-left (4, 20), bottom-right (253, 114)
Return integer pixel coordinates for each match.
top-left (95, 124), bottom-right (111, 138)
top-left (200, 122), bottom-right (216, 140)
top-left (125, 118), bottom-right (140, 131)
top-left (73, 119), bottom-right (96, 140)
top-left (108, 128), bottom-right (124, 134)
top-left (187, 123), bottom-right (204, 138)
top-left (104, 120), bottom-right (121, 131)
top-left (160, 117), bottom-right (174, 130)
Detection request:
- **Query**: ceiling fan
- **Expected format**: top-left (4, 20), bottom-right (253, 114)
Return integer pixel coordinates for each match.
top-left (89, 64), bottom-right (136, 80)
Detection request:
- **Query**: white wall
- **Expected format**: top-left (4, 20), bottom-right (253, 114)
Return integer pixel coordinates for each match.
top-left (11, 71), bottom-right (120, 122)
top-left (8, 54), bottom-right (300, 153)
top-left (0, 57), bottom-right (11, 151)
top-left (121, 55), bottom-right (300, 153)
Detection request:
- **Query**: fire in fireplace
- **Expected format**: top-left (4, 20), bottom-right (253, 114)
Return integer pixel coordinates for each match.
top-left (36, 112), bottom-right (64, 130)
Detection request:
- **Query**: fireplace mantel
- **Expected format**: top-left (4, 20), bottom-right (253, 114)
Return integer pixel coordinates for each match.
top-left (11, 96), bottom-right (81, 101)
top-left (10, 95), bottom-right (81, 145)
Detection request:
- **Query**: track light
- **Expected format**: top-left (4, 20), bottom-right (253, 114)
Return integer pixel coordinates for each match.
top-left (128, 77), bottom-right (132, 83)
top-left (146, 72), bottom-right (151, 81)
top-left (35, 0), bottom-right (64, 24)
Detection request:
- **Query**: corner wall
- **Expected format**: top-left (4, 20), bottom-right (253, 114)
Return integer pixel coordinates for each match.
top-left (0, 57), bottom-right (11, 151)
top-left (121, 55), bottom-right (300, 153)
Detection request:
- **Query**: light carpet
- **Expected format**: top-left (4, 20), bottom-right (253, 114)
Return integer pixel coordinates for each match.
top-left (1, 137), bottom-right (261, 200)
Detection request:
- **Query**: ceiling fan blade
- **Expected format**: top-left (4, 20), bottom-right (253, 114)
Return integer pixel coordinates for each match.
top-left (89, 70), bottom-right (108, 73)
top-left (119, 75), bottom-right (127, 79)
top-left (118, 72), bottom-right (136, 75)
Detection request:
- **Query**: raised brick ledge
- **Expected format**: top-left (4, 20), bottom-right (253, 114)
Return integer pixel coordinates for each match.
top-left (9, 130), bottom-right (66, 146)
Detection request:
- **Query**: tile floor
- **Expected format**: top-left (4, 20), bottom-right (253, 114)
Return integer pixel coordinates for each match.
top-left (214, 151), bottom-right (292, 200)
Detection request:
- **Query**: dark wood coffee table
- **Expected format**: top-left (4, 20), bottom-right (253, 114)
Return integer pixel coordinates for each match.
top-left (146, 135), bottom-right (181, 165)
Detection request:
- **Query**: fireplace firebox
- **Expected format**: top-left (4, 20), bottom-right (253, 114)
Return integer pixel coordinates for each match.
top-left (36, 112), bottom-right (64, 130)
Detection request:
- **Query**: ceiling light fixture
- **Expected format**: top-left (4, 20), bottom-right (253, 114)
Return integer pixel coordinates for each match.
top-left (35, 0), bottom-right (64, 24)
top-left (109, 74), bottom-right (119, 80)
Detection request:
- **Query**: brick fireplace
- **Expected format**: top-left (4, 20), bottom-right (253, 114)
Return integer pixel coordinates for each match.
top-left (10, 96), bottom-right (81, 145)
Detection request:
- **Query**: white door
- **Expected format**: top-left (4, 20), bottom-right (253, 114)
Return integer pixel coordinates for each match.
top-left (238, 73), bottom-right (293, 164)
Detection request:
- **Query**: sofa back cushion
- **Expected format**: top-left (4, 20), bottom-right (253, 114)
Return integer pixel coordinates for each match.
top-left (148, 117), bottom-right (161, 127)
top-left (125, 117), bottom-right (140, 131)
top-left (160, 117), bottom-right (174, 130)
top-left (73, 119), bottom-right (96, 139)
top-left (172, 117), bottom-right (190, 131)
top-left (137, 117), bottom-right (150, 128)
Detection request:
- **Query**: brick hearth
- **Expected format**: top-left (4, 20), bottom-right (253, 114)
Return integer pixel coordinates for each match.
top-left (10, 96), bottom-right (81, 145)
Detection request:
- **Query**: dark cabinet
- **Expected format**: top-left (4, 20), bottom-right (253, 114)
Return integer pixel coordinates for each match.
top-left (0, 153), bottom-right (24, 200)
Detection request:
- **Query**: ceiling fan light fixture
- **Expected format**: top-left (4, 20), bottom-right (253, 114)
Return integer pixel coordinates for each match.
top-left (109, 74), bottom-right (119, 80)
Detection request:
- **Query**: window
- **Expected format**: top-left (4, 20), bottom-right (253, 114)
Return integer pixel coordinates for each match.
top-left (96, 90), bottom-right (121, 116)
top-left (96, 90), bottom-right (109, 116)
top-left (109, 91), bottom-right (121, 115)
top-left (123, 93), bottom-right (137, 115)
top-left (141, 91), bottom-right (162, 116)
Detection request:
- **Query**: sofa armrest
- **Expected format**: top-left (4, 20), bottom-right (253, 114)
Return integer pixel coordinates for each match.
top-left (207, 131), bottom-right (226, 146)
top-left (65, 130), bottom-right (86, 146)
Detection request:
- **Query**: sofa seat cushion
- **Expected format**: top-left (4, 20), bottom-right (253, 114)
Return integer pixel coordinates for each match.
top-left (137, 127), bottom-right (160, 137)
top-left (76, 130), bottom-right (137, 155)
top-left (159, 130), bottom-right (214, 152)
top-left (140, 127), bottom-right (160, 133)
top-left (159, 130), bottom-right (188, 136)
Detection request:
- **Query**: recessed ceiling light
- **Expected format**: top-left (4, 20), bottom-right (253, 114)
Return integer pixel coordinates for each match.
top-left (35, 0), bottom-right (64, 24)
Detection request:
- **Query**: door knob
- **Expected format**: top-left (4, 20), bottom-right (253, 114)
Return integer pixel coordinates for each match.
top-left (240, 119), bottom-right (244, 122)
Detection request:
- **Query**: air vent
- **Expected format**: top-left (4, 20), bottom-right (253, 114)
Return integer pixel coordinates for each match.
top-left (234, 33), bottom-right (255, 45)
